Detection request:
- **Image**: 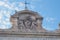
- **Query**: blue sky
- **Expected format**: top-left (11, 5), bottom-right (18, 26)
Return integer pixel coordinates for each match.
top-left (0, 0), bottom-right (60, 31)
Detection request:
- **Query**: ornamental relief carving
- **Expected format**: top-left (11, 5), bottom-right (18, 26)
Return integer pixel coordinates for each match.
top-left (18, 15), bottom-right (39, 30)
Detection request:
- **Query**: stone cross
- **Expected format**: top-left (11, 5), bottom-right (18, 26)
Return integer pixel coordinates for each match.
top-left (24, 0), bottom-right (30, 10)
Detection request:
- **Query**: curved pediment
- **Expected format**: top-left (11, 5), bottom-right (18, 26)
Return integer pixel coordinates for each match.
top-left (10, 9), bottom-right (47, 33)
top-left (0, 10), bottom-right (60, 36)
top-left (11, 10), bottom-right (43, 19)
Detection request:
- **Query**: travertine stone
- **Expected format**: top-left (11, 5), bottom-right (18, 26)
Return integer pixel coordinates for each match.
top-left (10, 10), bottom-right (46, 33)
top-left (0, 10), bottom-right (60, 40)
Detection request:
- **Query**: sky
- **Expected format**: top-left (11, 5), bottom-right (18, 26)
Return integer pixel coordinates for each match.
top-left (0, 0), bottom-right (60, 31)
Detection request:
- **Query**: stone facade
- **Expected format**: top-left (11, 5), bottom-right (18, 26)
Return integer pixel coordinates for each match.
top-left (0, 9), bottom-right (60, 40)
top-left (10, 10), bottom-right (46, 32)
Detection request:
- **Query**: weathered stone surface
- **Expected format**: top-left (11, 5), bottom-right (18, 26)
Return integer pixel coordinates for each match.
top-left (10, 10), bottom-right (46, 33)
top-left (0, 9), bottom-right (60, 40)
top-left (0, 36), bottom-right (60, 40)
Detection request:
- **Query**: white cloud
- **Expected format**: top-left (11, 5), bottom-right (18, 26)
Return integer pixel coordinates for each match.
top-left (0, 1), bottom-right (15, 10)
top-left (2, 21), bottom-right (6, 25)
top-left (0, 1), bottom-right (29, 10)
top-left (15, 7), bottom-right (20, 11)
top-left (0, 17), bottom-right (2, 20)
top-left (45, 17), bottom-right (56, 23)
top-left (0, 20), bottom-right (11, 29)
top-left (0, 26), bottom-right (6, 29)
top-left (0, 25), bottom-right (9, 29)
top-left (19, 2), bottom-right (25, 7)
top-left (5, 18), bottom-right (9, 22)
top-left (0, 1), bottom-right (28, 29)
top-left (1, 10), bottom-right (10, 18)
top-left (6, 11), bottom-right (10, 17)
top-left (0, 1), bottom-right (14, 29)
top-left (32, 0), bottom-right (42, 1)
top-left (3, 0), bottom-right (8, 2)
top-left (0, 10), bottom-right (3, 20)
top-left (0, 10), bottom-right (11, 29)
top-left (0, 14), bottom-right (2, 20)
top-left (0, 1), bottom-right (5, 5)
top-left (30, 5), bottom-right (35, 9)
top-left (0, 1), bottom-right (10, 9)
